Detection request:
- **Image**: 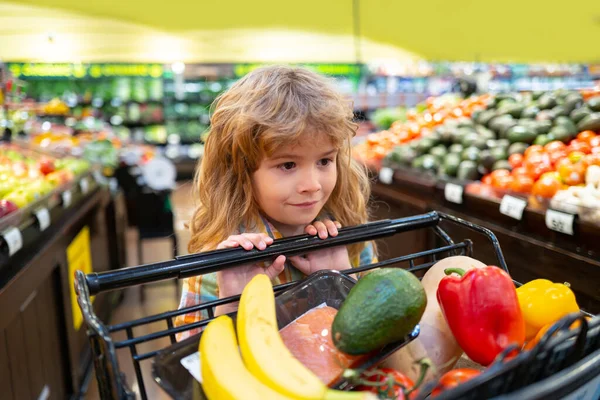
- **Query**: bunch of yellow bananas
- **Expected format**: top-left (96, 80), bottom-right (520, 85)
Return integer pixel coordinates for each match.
top-left (199, 274), bottom-right (376, 400)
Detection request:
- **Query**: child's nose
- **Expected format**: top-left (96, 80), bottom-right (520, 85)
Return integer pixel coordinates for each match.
top-left (298, 169), bottom-right (321, 193)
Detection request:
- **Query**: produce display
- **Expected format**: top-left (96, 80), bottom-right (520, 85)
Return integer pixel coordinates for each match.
top-left (353, 94), bottom-right (489, 166)
top-left (196, 255), bottom-right (592, 400)
top-left (0, 144), bottom-right (90, 216)
top-left (361, 89), bottom-right (600, 225)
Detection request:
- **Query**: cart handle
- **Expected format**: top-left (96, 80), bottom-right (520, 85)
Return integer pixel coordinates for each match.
top-left (83, 211), bottom-right (508, 296)
top-left (84, 212), bottom-right (437, 295)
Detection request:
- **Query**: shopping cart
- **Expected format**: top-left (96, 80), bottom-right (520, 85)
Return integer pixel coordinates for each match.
top-left (74, 211), bottom-right (600, 400)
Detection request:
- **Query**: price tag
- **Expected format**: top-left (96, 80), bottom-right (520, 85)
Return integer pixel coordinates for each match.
top-left (444, 183), bottom-right (464, 204)
top-left (378, 167), bottom-right (394, 185)
top-left (499, 195), bottom-right (527, 220)
top-left (2, 227), bottom-right (23, 256)
top-left (545, 209), bottom-right (575, 235)
top-left (62, 190), bottom-right (72, 208)
top-left (34, 208), bottom-right (50, 231)
top-left (79, 178), bottom-right (89, 194)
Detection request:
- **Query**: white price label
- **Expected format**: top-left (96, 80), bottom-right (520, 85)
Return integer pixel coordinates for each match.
top-left (80, 178), bottom-right (89, 194)
top-left (545, 209), bottom-right (575, 235)
top-left (499, 195), bottom-right (527, 220)
top-left (2, 227), bottom-right (23, 256)
top-left (444, 183), bottom-right (464, 204)
top-left (34, 208), bottom-right (50, 231)
top-left (180, 352), bottom-right (202, 383)
top-left (62, 190), bottom-right (72, 208)
top-left (378, 167), bottom-right (394, 185)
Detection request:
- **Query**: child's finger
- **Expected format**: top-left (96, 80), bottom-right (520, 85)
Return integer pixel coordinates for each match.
top-left (242, 233), bottom-right (270, 250)
top-left (264, 255), bottom-right (286, 279)
top-left (216, 239), bottom-right (240, 249)
top-left (324, 220), bottom-right (338, 236)
top-left (304, 224), bottom-right (318, 236)
top-left (227, 235), bottom-right (255, 250)
top-left (288, 255), bottom-right (311, 274)
top-left (334, 221), bottom-right (342, 229)
top-left (312, 221), bottom-right (328, 239)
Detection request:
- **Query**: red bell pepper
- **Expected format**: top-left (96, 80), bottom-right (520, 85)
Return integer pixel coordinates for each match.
top-left (437, 266), bottom-right (525, 366)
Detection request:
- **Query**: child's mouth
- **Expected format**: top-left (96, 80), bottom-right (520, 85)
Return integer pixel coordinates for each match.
top-left (289, 201), bottom-right (318, 208)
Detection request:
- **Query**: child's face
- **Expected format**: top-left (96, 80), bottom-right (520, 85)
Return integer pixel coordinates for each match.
top-left (252, 134), bottom-right (338, 235)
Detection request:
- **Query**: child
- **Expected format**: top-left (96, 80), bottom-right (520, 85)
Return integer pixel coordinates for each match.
top-left (175, 65), bottom-right (376, 340)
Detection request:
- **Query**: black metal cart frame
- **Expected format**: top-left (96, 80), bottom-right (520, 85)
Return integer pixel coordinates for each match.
top-left (75, 211), bottom-right (599, 400)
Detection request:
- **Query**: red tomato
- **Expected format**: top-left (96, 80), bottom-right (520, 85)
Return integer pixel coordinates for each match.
top-left (589, 136), bottom-right (600, 149)
top-left (568, 141), bottom-right (592, 155)
top-left (493, 174), bottom-right (514, 190)
top-left (355, 368), bottom-right (417, 400)
top-left (482, 175), bottom-right (492, 185)
top-left (532, 175), bottom-right (563, 198)
top-left (544, 140), bottom-right (567, 153)
top-left (548, 150), bottom-right (568, 166)
top-left (577, 130), bottom-right (597, 144)
top-left (508, 153), bottom-right (523, 168)
top-left (510, 175), bottom-right (534, 194)
top-left (524, 152), bottom-right (552, 179)
top-left (585, 153), bottom-right (600, 166)
top-left (524, 145), bottom-right (544, 158)
top-left (431, 369), bottom-right (481, 397)
top-left (511, 166), bottom-right (530, 177)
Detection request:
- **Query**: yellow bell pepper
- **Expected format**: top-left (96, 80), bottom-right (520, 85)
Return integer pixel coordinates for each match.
top-left (516, 279), bottom-right (579, 340)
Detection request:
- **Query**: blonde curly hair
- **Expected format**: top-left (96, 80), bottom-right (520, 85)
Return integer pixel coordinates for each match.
top-left (188, 65), bottom-right (371, 260)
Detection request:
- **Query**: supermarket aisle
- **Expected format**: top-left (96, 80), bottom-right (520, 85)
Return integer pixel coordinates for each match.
top-left (85, 182), bottom-right (196, 399)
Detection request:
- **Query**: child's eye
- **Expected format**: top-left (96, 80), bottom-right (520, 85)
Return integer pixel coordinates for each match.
top-left (278, 162), bottom-right (296, 171)
top-left (318, 158), bottom-right (334, 166)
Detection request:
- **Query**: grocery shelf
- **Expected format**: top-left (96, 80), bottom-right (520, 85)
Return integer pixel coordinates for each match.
top-left (370, 171), bottom-right (600, 312)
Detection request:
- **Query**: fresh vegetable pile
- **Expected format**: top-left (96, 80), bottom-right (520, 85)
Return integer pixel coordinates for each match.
top-left (198, 256), bottom-right (591, 399)
top-left (353, 95), bottom-right (489, 167)
top-left (362, 90), bottom-right (600, 224)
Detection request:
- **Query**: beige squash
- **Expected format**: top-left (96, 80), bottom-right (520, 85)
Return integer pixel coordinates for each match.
top-left (381, 256), bottom-right (486, 383)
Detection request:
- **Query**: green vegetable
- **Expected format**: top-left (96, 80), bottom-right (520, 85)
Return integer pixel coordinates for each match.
top-left (507, 125), bottom-right (537, 144)
top-left (332, 268), bottom-right (427, 355)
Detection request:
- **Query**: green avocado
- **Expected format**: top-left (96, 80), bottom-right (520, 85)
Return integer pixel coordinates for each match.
top-left (508, 142), bottom-right (529, 156)
top-left (538, 94), bottom-right (558, 110)
top-left (534, 134), bottom-right (551, 146)
top-left (554, 116), bottom-right (578, 135)
top-left (570, 107), bottom-right (592, 124)
top-left (548, 125), bottom-right (573, 143)
top-left (577, 113), bottom-right (600, 132)
top-left (457, 160), bottom-right (479, 181)
top-left (461, 146), bottom-right (481, 163)
top-left (492, 160), bottom-right (513, 171)
top-left (490, 146), bottom-right (508, 162)
top-left (331, 268), bottom-right (427, 355)
top-left (507, 125), bottom-right (538, 144)
top-left (587, 97), bottom-right (600, 112)
top-left (417, 137), bottom-right (437, 154)
top-left (521, 105), bottom-right (540, 119)
top-left (440, 153), bottom-right (462, 177)
top-left (429, 145), bottom-right (449, 160)
top-left (448, 143), bottom-right (464, 154)
top-left (421, 154), bottom-right (440, 173)
top-left (479, 149), bottom-right (496, 170)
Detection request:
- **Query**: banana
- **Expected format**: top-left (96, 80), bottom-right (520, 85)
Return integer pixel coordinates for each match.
top-left (199, 315), bottom-right (290, 400)
top-left (237, 274), bottom-right (327, 399)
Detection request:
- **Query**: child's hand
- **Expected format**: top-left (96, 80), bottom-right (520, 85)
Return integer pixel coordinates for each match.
top-left (289, 220), bottom-right (352, 276)
top-left (216, 233), bottom-right (286, 301)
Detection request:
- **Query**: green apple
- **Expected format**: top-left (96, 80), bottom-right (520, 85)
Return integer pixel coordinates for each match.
top-left (0, 179), bottom-right (20, 197)
top-left (3, 188), bottom-right (35, 208)
top-left (26, 179), bottom-right (54, 197)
